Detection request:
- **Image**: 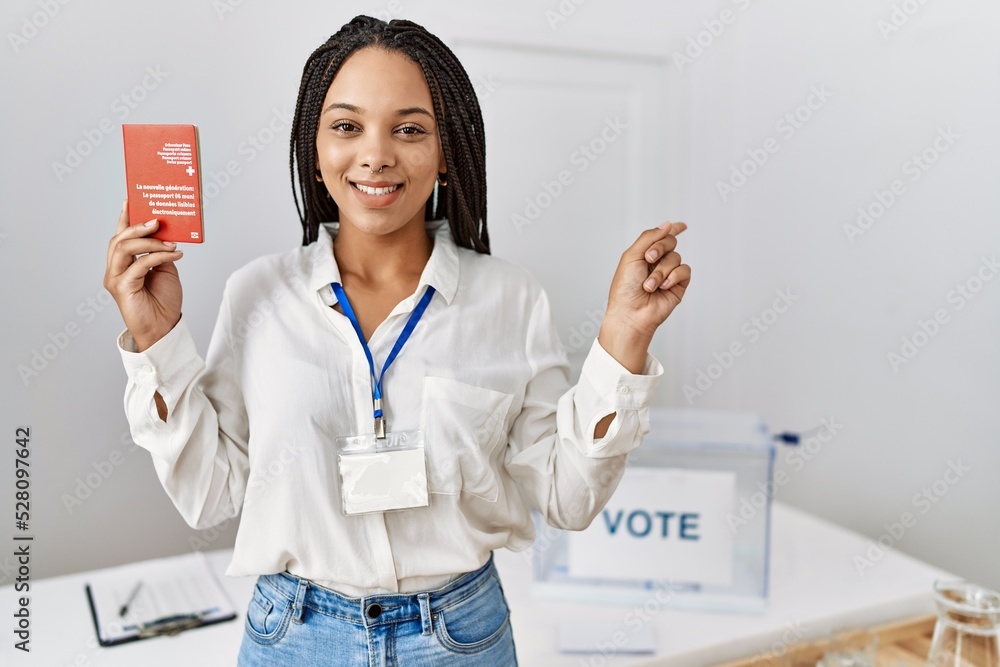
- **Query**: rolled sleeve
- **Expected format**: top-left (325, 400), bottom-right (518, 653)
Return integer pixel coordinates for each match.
top-left (573, 336), bottom-right (664, 457)
top-left (118, 316), bottom-right (204, 444)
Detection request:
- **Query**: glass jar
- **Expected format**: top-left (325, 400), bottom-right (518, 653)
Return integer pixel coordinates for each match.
top-left (926, 580), bottom-right (1000, 667)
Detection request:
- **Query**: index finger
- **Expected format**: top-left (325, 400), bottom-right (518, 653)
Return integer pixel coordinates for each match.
top-left (657, 221), bottom-right (687, 236)
top-left (116, 198), bottom-right (129, 234)
top-left (622, 222), bottom-right (684, 263)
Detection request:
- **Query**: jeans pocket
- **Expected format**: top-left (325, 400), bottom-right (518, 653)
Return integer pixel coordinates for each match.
top-left (244, 579), bottom-right (293, 645)
top-left (434, 579), bottom-right (512, 655)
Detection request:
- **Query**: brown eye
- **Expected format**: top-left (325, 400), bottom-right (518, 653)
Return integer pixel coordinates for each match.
top-left (397, 124), bottom-right (425, 136)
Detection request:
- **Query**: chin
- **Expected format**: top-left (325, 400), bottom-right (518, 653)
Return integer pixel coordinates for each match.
top-left (338, 210), bottom-right (421, 236)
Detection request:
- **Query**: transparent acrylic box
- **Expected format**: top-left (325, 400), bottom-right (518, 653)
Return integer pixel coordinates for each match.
top-left (530, 408), bottom-right (774, 612)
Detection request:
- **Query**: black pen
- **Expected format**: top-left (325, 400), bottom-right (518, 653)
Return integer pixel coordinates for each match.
top-left (124, 608), bottom-right (221, 637)
top-left (119, 580), bottom-right (143, 617)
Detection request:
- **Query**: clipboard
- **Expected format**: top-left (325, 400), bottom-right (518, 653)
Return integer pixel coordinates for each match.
top-left (84, 550), bottom-right (237, 646)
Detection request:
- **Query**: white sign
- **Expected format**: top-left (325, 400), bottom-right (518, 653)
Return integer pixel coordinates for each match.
top-left (567, 467), bottom-right (737, 586)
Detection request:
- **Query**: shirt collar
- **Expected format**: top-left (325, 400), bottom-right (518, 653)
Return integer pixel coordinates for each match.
top-left (308, 218), bottom-right (460, 307)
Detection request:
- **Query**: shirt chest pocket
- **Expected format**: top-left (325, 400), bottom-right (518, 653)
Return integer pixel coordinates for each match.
top-left (420, 376), bottom-right (514, 502)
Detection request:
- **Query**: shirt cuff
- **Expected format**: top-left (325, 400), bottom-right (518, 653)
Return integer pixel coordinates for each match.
top-left (117, 315), bottom-right (201, 389)
top-left (580, 336), bottom-right (664, 409)
top-left (566, 337), bottom-right (664, 457)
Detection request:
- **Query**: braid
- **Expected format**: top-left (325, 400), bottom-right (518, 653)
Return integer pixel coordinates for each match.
top-left (289, 15), bottom-right (490, 254)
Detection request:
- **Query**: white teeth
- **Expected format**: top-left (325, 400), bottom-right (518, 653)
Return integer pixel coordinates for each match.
top-left (353, 183), bottom-right (400, 195)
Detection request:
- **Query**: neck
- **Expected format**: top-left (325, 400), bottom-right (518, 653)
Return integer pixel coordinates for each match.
top-left (332, 217), bottom-right (433, 288)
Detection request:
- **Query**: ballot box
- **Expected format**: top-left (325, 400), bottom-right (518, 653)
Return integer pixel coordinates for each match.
top-left (530, 408), bottom-right (775, 612)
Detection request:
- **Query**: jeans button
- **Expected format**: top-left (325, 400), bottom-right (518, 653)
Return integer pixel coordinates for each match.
top-left (366, 603), bottom-right (382, 619)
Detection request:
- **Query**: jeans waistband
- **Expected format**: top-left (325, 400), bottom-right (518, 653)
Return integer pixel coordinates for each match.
top-left (257, 553), bottom-right (497, 629)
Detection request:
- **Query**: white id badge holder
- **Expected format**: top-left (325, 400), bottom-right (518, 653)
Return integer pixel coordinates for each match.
top-left (335, 430), bottom-right (428, 515)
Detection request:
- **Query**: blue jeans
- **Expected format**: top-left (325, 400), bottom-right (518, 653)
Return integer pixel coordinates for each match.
top-left (237, 553), bottom-right (518, 666)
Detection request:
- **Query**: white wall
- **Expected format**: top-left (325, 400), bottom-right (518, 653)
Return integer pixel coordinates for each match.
top-left (1, 0), bottom-right (996, 595)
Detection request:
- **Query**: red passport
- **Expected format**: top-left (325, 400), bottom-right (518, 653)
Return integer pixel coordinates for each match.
top-left (122, 124), bottom-right (204, 243)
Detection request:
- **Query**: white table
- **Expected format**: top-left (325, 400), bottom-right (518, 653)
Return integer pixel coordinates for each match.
top-left (499, 501), bottom-right (954, 665)
top-left (0, 502), bottom-right (954, 666)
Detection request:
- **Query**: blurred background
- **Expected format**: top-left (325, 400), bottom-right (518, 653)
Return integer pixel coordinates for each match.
top-left (1, 0), bottom-right (997, 597)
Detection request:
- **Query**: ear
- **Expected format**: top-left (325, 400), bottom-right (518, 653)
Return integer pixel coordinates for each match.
top-left (436, 130), bottom-right (447, 174)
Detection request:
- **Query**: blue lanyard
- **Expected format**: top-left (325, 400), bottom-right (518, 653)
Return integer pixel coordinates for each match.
top-left (330, 282), bottom-right (435, 439)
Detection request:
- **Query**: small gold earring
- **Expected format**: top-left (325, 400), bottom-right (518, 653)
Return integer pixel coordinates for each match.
top-left (437, 172), bottom-right (448, 186)
top-left (315, 170), bottom-right (323, 182)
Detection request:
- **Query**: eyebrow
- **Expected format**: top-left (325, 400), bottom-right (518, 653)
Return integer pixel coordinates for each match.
top-left (322, 102), bottom-right (434, 119)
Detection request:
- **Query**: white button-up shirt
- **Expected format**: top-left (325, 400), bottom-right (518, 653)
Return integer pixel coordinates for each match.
top-left (117, 218), bottom-right (664, 595)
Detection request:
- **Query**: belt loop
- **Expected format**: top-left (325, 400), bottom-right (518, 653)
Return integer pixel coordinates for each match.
top-left (418, 593), bottom-right (433, 636)
top-left (291, 578), bottom-right (309, 624)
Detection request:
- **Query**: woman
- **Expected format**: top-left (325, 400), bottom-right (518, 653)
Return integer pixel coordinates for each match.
top-left (103, 15), bottom-right (690, 666)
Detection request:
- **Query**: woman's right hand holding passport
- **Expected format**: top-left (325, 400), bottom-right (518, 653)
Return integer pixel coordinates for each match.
top-left (103, 199), bottom-right (185, 353)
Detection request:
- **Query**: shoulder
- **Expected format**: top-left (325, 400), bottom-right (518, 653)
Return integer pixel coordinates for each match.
top-left (458, 247), bottom-right (543, 292)
top-left (221, 241), bottom-right (314, 308)
top-left (460, 247), bottom-right (545, 292)
top-left (455, 247), bottom-right (551, 318)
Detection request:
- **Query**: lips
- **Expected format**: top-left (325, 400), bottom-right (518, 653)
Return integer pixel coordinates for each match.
top-left (348, 180), bottom-right (404, 208)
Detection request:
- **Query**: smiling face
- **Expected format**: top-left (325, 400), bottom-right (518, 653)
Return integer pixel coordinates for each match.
top-left (315, 46), bottom-right (446, 238)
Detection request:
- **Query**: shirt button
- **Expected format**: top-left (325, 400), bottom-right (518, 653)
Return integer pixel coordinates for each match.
top-left (619, 386), bottom-right (630, 394)
top-left (141, 365), bottom-right (153, 374)
top-left (366, 603), bottom-right (382, 619)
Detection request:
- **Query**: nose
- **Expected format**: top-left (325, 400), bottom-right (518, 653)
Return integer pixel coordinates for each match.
top-left (357, 130), bottom-right (394, 175)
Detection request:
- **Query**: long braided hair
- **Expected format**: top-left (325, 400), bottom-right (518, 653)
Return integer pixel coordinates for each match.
top-left (290, 15), bottom-right (490, 254)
